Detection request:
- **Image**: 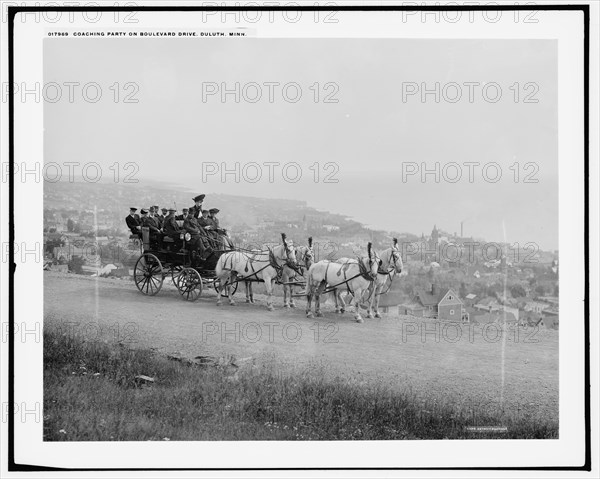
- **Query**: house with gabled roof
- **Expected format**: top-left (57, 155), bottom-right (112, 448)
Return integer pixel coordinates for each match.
top-left (400, 284), bottom-right (469, 323)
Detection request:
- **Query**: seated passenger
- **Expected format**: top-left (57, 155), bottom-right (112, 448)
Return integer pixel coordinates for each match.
top-left (163, 208), bottom-right (182, 237)
top-left (183, 212), bottom-right (213, 260)
top-left (141, 208), bottom-right (162, 245)
top-left (176, 208), bottom-right (189, 221)
top-left (198, 209), bottom-right (214, 230)
top-left (207, 208), bottom-right (234, 249)
top-left (189, 194), bottom-right (205, 219)
top-left (125, 207), bottom-right (141, 236)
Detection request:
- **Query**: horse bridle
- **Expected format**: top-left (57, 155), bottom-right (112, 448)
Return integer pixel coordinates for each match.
top-left (378, 248), bottom-right (402, 275)
top-left (297, 247), bottom-right (314, 276)
top-left (361, 254), bottom-right (379, 280)
top-left (269, 240), bottom-right (298, 278)
top-left (377, 248), bottom-right (403, 295)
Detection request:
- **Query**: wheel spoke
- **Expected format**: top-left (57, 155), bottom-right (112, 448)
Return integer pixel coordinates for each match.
top-left (148, 278), bottom-right (155, 294)
top-left (138, 277), bottom-right (148, 291)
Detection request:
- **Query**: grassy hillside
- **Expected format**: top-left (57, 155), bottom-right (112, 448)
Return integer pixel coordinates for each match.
top-left (44, 324), bottom-right (558, 441)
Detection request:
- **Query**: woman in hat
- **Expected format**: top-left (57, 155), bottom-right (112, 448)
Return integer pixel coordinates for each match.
top-left (189, 194), bottom-right (206, 219)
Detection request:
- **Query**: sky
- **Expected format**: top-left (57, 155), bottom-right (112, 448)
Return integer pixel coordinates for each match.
top-left (44, 38), bottom-right (558, 249)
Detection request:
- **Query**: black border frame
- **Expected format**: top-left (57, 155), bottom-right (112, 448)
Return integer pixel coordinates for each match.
top-left (6, 3), bottom-right (591, 473)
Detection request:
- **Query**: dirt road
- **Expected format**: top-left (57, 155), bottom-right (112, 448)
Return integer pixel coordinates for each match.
top-left (44, 272), bottom-right (558, 418)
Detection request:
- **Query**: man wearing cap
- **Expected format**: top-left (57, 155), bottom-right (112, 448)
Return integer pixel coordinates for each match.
top-left (176, 208), bottom-right (189, 221)
top-left (125, 207), bottom-right (141, 235)
top-left (163, 208), bottom-right (182, 238)
top-left (159, 207), bottom-right (168, 226)
top-left (151, 206), bottom-right (163, 229)
top-left (142, 208), bottom-right (162, 245)
top-left (188, 194), bottom-right (205, 219)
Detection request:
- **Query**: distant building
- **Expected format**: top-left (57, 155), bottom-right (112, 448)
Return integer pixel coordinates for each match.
top-left (474, 297), bottom-right (500, 312)
top-left (464, 293), bottom-right (477, 306)
top-left (523, 300), bottom-right (551, 314)
top-left (400, 285), bottom-right (469, 323)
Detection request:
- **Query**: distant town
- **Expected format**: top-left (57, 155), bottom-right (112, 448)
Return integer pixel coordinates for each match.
top-left (43, 180), bottom-right (559, 330)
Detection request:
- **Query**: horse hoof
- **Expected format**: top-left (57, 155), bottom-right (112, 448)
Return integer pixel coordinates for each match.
top-left (367, 313), bottom-right (374, 319)
top-left (340, 309), bottom-right (345, 314)
top-left (306, 312), bottom-right (314, 319)
top-left (375, 313), bottom-right (381, 319)
top-left (316, 311), bottom-right (324, 318)
top-left (229, 302), bottom-right (236, 306)
top-left (356, 317), bottom-right (364, 323)
top-left (290, 302), bottom-right (296, 308)
top-left (283, 304), bottom-right (290, 308)
top-left (245, 299), bottom-right (250, 303)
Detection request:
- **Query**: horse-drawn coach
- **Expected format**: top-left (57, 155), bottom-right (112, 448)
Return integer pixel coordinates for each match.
top-left (133, 226), bottom-right (238, 301)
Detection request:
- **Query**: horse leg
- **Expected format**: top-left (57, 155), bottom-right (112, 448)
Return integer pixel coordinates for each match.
top-left (367, 285), bottom-right (376, 319)
top-left (332, 288), bottom-right (339, 313)
top-left (374, 286), bottom-right (382, 318)
top-left (283, 282), bottom-right (290, 308)
top-left (227, 273), bottom-right (236, 306)
top-left (265, 277), bottom-right (275, 311)
top-left (216, 271), bottom-right (224, 306)
top-left (249, 282), bottom-right (254, 303)
top-left (306, 282), bottom-right (314, 318)
top-left (245, 281), bottom-right (251, 303)
top-left (289, 283), bottom-right (296, 308)
top-left (337, 290), bottom-right (346, 314)
top-left (354, 287), bottom-right (364, 323)
top-left (315, 280), bottom-right (326, 317)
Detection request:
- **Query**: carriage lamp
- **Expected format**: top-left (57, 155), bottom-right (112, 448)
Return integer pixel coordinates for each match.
top-left (185, 233), bottom-right (191, 242)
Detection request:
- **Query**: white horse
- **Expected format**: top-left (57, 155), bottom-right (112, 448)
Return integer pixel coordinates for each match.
top-left (366, 238), bottom-right (404, 319)
top-left (281, 237), bottom-right (315, 308)
top-left (305, 242), bottom-right (380, 323)
top-left (215, 234), bottom-right (297, 311)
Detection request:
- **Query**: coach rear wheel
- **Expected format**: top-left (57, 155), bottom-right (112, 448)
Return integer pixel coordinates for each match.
top-left (177, 268), bottom-right (203, 302)
top-left (214, 278), bottom-right (239, 297)
top-left (134, 253), bottom-right (164, 296)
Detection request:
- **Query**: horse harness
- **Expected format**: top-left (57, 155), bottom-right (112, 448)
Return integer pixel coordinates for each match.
top-left (322, 257), bottom-right (375, 295)
top-left (222, 245), bottom-right (295, 283)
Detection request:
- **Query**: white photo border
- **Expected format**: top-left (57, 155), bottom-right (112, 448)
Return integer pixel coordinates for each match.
top-left (5, 3), bottom-right (592, 473)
